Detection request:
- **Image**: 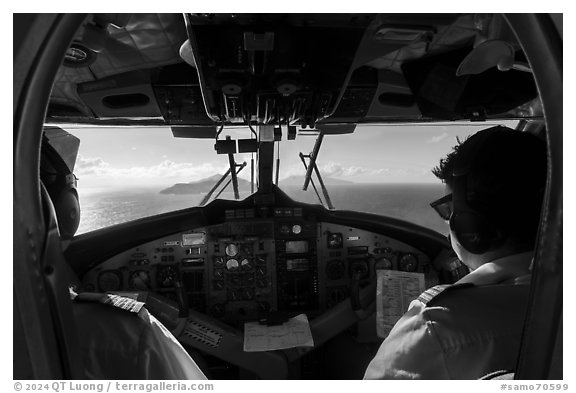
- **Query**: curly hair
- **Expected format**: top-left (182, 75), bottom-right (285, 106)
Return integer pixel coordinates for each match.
top-left (431, 135), bottom-right (468, 187)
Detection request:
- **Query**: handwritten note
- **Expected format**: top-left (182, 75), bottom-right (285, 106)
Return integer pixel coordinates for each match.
top-left (243, 314), bottom-right (314, 352)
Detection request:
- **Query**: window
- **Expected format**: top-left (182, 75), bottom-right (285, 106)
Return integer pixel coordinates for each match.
top-left (67, 127), bottom-right (258, 234)
top-left (67, 121), bottom-right (517, 235)
top-left (279, 122), bottom-right (518, 234)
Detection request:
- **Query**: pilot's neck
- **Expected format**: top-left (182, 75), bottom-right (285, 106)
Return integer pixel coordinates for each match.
top-left (458, 249), bottom-right (534, 286)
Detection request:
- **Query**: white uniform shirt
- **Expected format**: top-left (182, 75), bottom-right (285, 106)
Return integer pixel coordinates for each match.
top-left (364, 252), bottom-right (532, 379)
top-left (73, 299), bottom-right (207, 380)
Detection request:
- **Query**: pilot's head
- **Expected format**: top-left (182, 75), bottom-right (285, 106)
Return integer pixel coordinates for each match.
top-left (430, 125), bottom-right (547, 270)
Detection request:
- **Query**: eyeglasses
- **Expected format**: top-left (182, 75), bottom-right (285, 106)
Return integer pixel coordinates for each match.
top-left (430, 193), bottom-right (453, 221)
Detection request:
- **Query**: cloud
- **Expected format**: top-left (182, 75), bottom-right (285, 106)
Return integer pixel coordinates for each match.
top-left (74, 155), bottom-right (228, 181)
top-left (426, 132), bottom-right (449, 144)
top-left (280, 161), bottom-right (429, 182)
top-left (318, 162), bottom-right (370, 177)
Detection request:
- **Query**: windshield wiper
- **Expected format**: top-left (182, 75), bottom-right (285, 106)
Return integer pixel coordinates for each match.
top-left (300, 132), bottom-right (335, 210)
top-left (199, 160), bottom-right (247, 207)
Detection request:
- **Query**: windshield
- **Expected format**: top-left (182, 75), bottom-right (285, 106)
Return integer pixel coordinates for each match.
top-left (67, 121), bottom-right (517, 235)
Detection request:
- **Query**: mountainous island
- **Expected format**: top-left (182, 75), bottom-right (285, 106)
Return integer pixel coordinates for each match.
top-left (159, 175), bottom-right (252, 195)
top-left (160, 174), bottom-right (354, 195)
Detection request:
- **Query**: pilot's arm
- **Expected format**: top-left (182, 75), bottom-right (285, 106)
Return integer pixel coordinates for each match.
top-left (73, 295), bottom-right (206, 379)
top-left (364, 283), bottom-right (528, 380)
top-left (363, 300), bottom-right (450, 380)
top-left (136, 307), bottom-right (207, 379)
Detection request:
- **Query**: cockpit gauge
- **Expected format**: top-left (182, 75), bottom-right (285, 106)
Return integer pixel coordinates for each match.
top-left (214, 269), bottom-right (225, 280)
top-left (225, 243), bottom-right (239, 257)
top-left (210, 303), bottom-right (225, 318)
top-left (326, 259), bottom-right (345, 280)
top-left (399, 253), bottom-right (418, 272)
top-left (157, 265), bottom-right (178, 288)
top-left (292, 224), bottom-right (302, 234)
top-left (226, 258), bottom-right (239, 271)
top-left (97, 270), bottom-right (122, 292)
top-left (214, 256), bottom-right (225, 268)
top-left (258, 301), bottom-right (271, 313)
top-left (240, 258), bottom-right (253, 271)
top-left (374, 257), bottom-right (393, 270)
top-left (327, 232), bottom-right (344, 249)
top-left (228, 289), bottom-right (241, 301)
top-left (350, 260), bottom-right (369, 279)
top-left (243, 288), bottom-right (255, 300)
top-left (128, 270), bottom-right (151, 290)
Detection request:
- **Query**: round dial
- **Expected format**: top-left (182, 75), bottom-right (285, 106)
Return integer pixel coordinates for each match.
top-left (326, 259), bottom-right (345, 280)
top-left (399, 253), bottom-right (418, 272)
top-left (225, 243), bottom-right (239, 257)
top-left (226, 259), bottom-right (239, 271)
top-left (374, 257), bottom-right (393, 270)
top-left (128, 270), bottom-right (150, 290)
top-left (327, 233), bottom-right (343, 249)
top-left (213, 269), bottom-right (225, 280)
top-left (350, 260), bottom-right (369, 279)
top-left (243, 288), bottom-right (255, 300)
top-left (214, 256), bottom-right (225, 268)
top-left (211, 303), bottom-right (225, 317)
top-left (258, 301), bottom-right (271, 313)
top-left (240, 258), bottom-right (253, 271)
top-left (157, 265), bottom-right (177, 287)
top-left (97, 270), bottom-right (122, 292)
top-left (292, 224), bottom-right (302, 234)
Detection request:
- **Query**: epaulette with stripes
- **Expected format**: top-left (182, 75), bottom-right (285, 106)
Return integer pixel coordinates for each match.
top-left (417, 283), bottom-right (476, 305)
top-left (73, 292), bottom-right (145, 314)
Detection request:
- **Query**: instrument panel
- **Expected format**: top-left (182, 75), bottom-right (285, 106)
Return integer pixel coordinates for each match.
top-left (82, 208), bottom-right (436, 327)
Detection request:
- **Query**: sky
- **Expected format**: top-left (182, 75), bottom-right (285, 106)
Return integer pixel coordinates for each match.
top-left (65, 121), bottom-right (518, 192)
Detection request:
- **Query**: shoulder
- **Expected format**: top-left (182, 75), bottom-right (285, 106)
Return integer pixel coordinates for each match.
top-left (416, 283), bottom-right (474, 306)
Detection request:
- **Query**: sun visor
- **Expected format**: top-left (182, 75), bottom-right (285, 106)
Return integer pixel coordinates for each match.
top-left (401, 46), bottom-right (538, 120)
top-left (316, 124), bottom-right (357, 134)
top-left (78, 70), bottom-right (162, 118)
top-left (171, 126), bottom-right (218, 139)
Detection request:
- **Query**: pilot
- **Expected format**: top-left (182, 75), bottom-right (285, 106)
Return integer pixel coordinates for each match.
top-left (71, 290), bottom-right (207, 379)
top-left (40, 138), bottom-right (207, 380)
top-left (364, 125), bottom-right (547, 379)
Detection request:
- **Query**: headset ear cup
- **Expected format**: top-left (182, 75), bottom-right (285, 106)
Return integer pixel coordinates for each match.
top-left (53, 188), bottom-right (80, 240)
top-left (451, 211), bottom-right (492, 254)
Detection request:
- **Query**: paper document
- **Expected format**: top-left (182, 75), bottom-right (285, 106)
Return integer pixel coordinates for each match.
top-left (376, 270), bottom-right (425, 338)
top-left (243, 313), bottom-right (314, 352)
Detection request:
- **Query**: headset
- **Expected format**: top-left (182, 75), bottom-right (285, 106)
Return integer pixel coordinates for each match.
top-left (449, 126), bottom-right (505, 254)
top-left (40, 138), bottom-right (81, 240)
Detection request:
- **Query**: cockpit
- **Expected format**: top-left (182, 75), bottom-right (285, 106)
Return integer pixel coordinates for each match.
top-left (14, 13), bottom-right (563, 380)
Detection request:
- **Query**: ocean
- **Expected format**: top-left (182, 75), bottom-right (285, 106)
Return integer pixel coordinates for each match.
top-left (76, 183), bottom-right (448, 236)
